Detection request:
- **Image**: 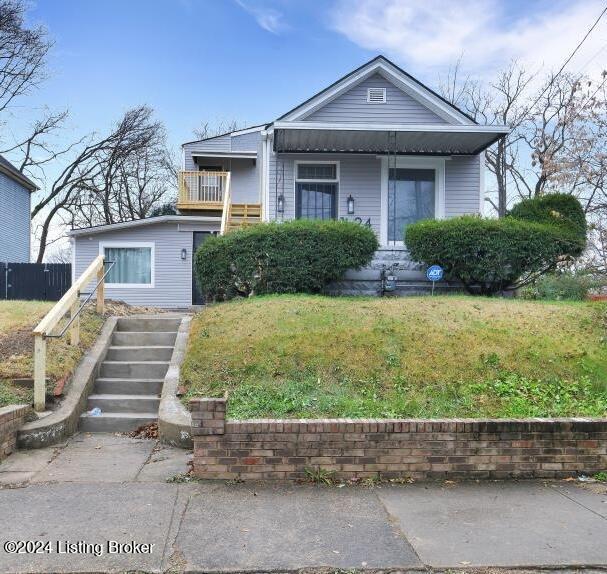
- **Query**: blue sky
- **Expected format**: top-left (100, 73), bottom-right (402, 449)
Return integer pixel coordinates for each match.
top-left (14, 0), bottom-right (607, 157)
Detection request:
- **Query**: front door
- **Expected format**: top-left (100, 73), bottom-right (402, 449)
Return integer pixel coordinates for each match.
top-left (387, 168), bottom-right (435, 244)
top-left (192, 231), bottom-right (212, 305)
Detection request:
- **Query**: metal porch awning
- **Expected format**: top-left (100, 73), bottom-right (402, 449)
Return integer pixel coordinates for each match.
top-left (272, 122), bottom-right (509, 155)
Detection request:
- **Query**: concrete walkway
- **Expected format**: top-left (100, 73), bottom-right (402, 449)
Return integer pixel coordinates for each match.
top-left (0, 434), bottom-right (606, 573)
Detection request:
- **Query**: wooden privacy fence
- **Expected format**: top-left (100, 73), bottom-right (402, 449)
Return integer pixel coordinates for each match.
top-left (0, 262), bottom-right (71, 301)
top-left (32, 255), bottom-right (107, 412)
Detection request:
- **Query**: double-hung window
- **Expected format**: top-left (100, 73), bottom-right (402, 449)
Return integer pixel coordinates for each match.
top-left (100, 242), bottom-right (154, 287)
top-left (295, 162), bottom-right (339, 220)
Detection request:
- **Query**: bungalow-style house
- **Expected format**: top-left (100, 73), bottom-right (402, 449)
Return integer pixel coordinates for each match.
top-left (70, 56), bottom-right (509, 307)
top-left (0, 154), bottom-right (37, 262)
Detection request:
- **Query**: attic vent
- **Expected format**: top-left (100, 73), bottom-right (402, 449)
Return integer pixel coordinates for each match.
top-left (367, 87), bottom-right (386, 103)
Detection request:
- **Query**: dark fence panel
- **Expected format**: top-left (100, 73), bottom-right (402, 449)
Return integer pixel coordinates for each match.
top-left (0, 263), bottom-right (72, 301)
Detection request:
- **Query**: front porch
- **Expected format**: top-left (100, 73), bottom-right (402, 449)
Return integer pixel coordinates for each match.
top-left (266, 122), bottom-right (509, 248)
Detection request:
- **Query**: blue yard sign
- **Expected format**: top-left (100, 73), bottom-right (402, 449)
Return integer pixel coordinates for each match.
top-left (426, 265), bottom-right (443, 295)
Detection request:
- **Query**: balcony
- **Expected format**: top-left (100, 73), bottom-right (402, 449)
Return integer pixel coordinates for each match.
top-left (177, 171), bottom-right (230, 211)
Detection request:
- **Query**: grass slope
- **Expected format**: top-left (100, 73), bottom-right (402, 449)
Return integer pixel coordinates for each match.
top-left (182, 295), bottom-right (607, 419)
top-left (0, 301), bottom-right (105, 407)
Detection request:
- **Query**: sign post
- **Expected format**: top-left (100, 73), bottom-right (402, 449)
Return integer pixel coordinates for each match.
top-left (426, 265), bottom-right (444, 296)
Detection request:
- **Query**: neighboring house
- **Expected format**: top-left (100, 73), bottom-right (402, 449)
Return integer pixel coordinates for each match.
top-left (70, 55), bottom-right (509, 307)
top-left (0, 155), bottom-right (37, 263)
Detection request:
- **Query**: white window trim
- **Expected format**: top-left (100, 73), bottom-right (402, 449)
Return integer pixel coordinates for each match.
top-left (379, 156), bottom-right (446, 247)
top-left (294, 160), bottom-right (340, 220)
top-left (98, 241), bottom-right (155, 289)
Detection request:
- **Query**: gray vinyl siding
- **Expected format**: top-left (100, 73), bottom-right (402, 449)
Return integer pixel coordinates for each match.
top-left (303, 74), bottom-right (447, 124)
top-left (445, 155), bottom-right (481, 217)
top-left (231, 158), bottom-right (259, 203)
top-left (0, 172), bottom-right (30, 262)
top-left (72, 221), bottom-right (219, 308)
top-left (267, 152), bottom-right (482, 238)
top-left (268, 153), bottom-right (382, 234)
top-left (231, 131), bottom-right (261, 151)
top-left (182, 130), bottom-right (261, 203)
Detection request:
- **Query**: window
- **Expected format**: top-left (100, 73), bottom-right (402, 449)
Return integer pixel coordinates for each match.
top-left (367, 87), bottom-right (386, 103)
top-left (295, 162), bottom-right (339, 221)
top-left (297, 163), bottom-right (336, 180)
top-left (100, 242), bottom-right (154, 287)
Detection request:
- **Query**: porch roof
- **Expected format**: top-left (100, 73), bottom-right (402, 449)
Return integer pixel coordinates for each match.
top-left (272, 122), bottom-right (509, 155)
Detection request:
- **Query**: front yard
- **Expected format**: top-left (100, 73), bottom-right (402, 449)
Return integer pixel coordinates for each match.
top-left (0, 300), bottom-right (106, 407)
top-left (181, 295), bottom-right (607, 419)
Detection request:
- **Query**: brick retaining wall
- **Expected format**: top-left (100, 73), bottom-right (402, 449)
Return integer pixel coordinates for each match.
top-left (190, 398), bottom-right (607, 481)
top-left (0, 405), bottom-right (29, 462)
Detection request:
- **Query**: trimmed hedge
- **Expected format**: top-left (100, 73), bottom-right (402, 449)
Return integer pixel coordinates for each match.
top-left (405, 194), bottom-right (587, 296)
top-left (195, 220), bottom-right (378, 301)
top-left (508, 193), bottom-right (586, 253)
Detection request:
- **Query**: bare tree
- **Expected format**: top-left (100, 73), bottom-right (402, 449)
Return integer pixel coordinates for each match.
top-left (0, 0), bottom-right (51, 122)
top-left (31, 106), bottom-right (173, 262)
top-left (440, 61), bottom-right (534, 216)
top-left (45, 244), bottom-right (71, 264)
top-left (68, 107), bottom-right (175, 228)
top-left (193, 119), bottom-right (246, 140)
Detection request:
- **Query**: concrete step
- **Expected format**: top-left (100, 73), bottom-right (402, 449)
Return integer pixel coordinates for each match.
top-left (87, 394), bottom-right (160, 413)
top-left (116, 317), bottom-right (181, 332)
top-left (79, 412), bottom-right (157, 433)
top-left (112, 331), bottom-right (178, 347)
top-left (99, 361), bottom-right (170, 380)
top-left (105, 346), bottom-right (174, 362)
top-left (94, 378), bottom-right (164, 395)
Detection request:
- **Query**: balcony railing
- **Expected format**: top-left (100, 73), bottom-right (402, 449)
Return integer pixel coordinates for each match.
top-left (178, 171), bottom-right (230, 209)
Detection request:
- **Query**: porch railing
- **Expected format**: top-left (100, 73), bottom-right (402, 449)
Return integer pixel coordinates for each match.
top-left (178, 171), bottom-right (229, 206)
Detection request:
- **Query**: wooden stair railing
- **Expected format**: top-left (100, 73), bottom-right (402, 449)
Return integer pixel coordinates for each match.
top-left (219, 172), bottom-right (232, 235)
top-left (32, 255), bottom-right (109, 412)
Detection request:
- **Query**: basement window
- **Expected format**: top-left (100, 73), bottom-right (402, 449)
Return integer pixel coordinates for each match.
top-left (367, 87), bottom-right (386, 103)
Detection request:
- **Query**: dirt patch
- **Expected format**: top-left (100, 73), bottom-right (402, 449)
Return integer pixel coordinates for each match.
top-left (0, 329), bottom-right (33, 374)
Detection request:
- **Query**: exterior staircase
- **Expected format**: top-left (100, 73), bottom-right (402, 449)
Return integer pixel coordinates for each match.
top-left (225, 203), bottom-right (261, 232)
top-left (79, 316), bottom-right (181, 432)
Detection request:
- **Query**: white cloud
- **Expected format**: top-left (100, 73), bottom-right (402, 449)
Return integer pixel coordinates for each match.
top-left (236, 0), bottom-right (288, 34)
top-left (330, 0), bottom-right (607, 79)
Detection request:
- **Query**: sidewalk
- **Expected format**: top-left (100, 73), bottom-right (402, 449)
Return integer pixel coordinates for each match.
top-left (0, 433), bottom-right (606, 573)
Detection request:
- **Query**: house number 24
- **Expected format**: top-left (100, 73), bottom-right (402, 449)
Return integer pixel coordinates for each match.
top-left (341, 217), bottom-right (372, 227)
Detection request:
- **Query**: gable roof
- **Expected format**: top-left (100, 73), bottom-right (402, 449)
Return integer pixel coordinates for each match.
top-left (274, 55), bottom-right (476, 126)
top-left (0, 154), bottom-right (38, 191)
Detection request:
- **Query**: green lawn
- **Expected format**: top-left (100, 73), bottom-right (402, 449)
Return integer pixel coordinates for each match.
top-left (0, 301), bottom-right (106, 407)
top-left (181, 294), bottom-right (607, 419)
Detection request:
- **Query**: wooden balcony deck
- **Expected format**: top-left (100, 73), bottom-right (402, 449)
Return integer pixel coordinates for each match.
top-left (178, 170), bottom-right (262, 233)
top-left (177, 171), bottom-right (229, 211)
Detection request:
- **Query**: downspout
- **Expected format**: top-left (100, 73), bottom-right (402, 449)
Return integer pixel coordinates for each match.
top-left (260, 130), bottom-right (268, 221)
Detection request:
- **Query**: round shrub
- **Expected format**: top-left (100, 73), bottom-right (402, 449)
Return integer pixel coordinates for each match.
top-left (508, 193), bottom-right (586, 254)
top-left (195, 220), bottom-right (378, 301)
top-left (405, 214), bottom-right (585, 295)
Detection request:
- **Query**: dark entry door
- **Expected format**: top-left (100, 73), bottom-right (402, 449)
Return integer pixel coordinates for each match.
top-left (192, 231), bottom-right (212, 305)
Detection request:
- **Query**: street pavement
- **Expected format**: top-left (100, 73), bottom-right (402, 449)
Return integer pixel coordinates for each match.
top-left (0, 433), bottom-right (606, 573)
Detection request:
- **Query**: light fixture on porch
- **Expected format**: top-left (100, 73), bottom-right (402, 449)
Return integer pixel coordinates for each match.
top-left (347, 194), bottom-right (355, 215)
top-left (181, 248), bottom-right (187, 260)
top-left (277, 194), bottom-right (285, 213)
